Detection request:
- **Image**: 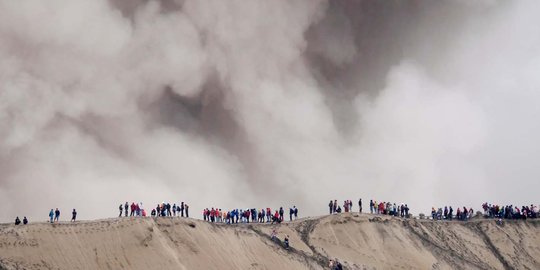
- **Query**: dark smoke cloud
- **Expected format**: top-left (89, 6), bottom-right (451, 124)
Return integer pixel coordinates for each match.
top-left (1, 0), bottom-right (539, 222)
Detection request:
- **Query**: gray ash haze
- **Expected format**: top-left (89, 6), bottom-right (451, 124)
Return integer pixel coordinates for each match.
top-left (1, 0), bottom-right (539, 222)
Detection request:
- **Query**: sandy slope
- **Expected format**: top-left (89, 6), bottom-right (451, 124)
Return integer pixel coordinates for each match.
top-left (1, 213), bottom-right (539, 270)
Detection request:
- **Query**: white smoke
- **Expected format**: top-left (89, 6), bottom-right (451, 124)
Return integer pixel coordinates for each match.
top-left (0, 0), bottom-right (539, 222)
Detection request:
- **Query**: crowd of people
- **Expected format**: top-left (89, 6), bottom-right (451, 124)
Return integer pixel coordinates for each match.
top-left (201, 206), bottom-right (298, 224)
top-left (327, 198), bottom-right (411, 218)
top-left (428, 203), bottom-right (540, 221)
top-left (119, 202), bottom-right (146, 217)
top-left (118, 201), bottom-right (190, 218)
top-left (12, 199), bottom-right (540, 228)
top-left (328, 199), bottom-right (363, 214)
top-left (368, 200), bottom-right (410, 218)
top-left (150, 202), bottom-right (189, 218)
top-left (45, 208), bottom-right (77, 223)
top-left (42, 208), bottom-right (77, 225)
top-left (430, 206), bottom-right (474, 220)
top-left (482, 203), bottom-right (538, 219)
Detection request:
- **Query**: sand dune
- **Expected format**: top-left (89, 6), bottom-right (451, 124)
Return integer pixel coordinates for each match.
top-left (1, 213), bottom-right (539, 270)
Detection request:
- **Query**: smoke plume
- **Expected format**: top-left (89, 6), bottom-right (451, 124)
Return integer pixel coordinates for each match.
top-left (1, 0), bottom-right (539, 221)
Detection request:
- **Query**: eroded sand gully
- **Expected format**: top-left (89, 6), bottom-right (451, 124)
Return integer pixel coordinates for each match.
top-left (1, 214), bottom-right (539, 270)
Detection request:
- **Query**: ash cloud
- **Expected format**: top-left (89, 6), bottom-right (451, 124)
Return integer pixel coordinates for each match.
top-left (0, 0), bottom-right (539, 221)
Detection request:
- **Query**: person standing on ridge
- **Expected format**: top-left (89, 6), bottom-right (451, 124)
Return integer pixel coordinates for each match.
top-left (180, 202), bottom-right (185, 217)
top-left (293, 206), bottom-right (298, 220)
top-left (185, 204), bottom-right (189, 217)
top-left (329, 200), bottom-right (333, 214)
top-left (119, 204), bottom-right (123, 217)
top-left (124, 202), bottom-right (128, 217)
top-left (23, 217), bottom-right (28, 225)
top-left (272, 211), bottom-right (280, 224)
top-left (49, 209), bottom-right (54, 223)
top-left (54, 208), bottom-right (60, 222)
top-left (358, 198), bottom-right (362, 213)
top-left (289, 207), bottom-right (293, 221)
top-left (71, 209), bottom-right (77, 222)
top-left (279, 207), bottom-right (284, 221)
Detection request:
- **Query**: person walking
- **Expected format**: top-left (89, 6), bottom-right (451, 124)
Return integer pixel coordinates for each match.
top-left (71, 209), bottom-right (77, 222)
top-left (54, 208), bottom-right (60, 222)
